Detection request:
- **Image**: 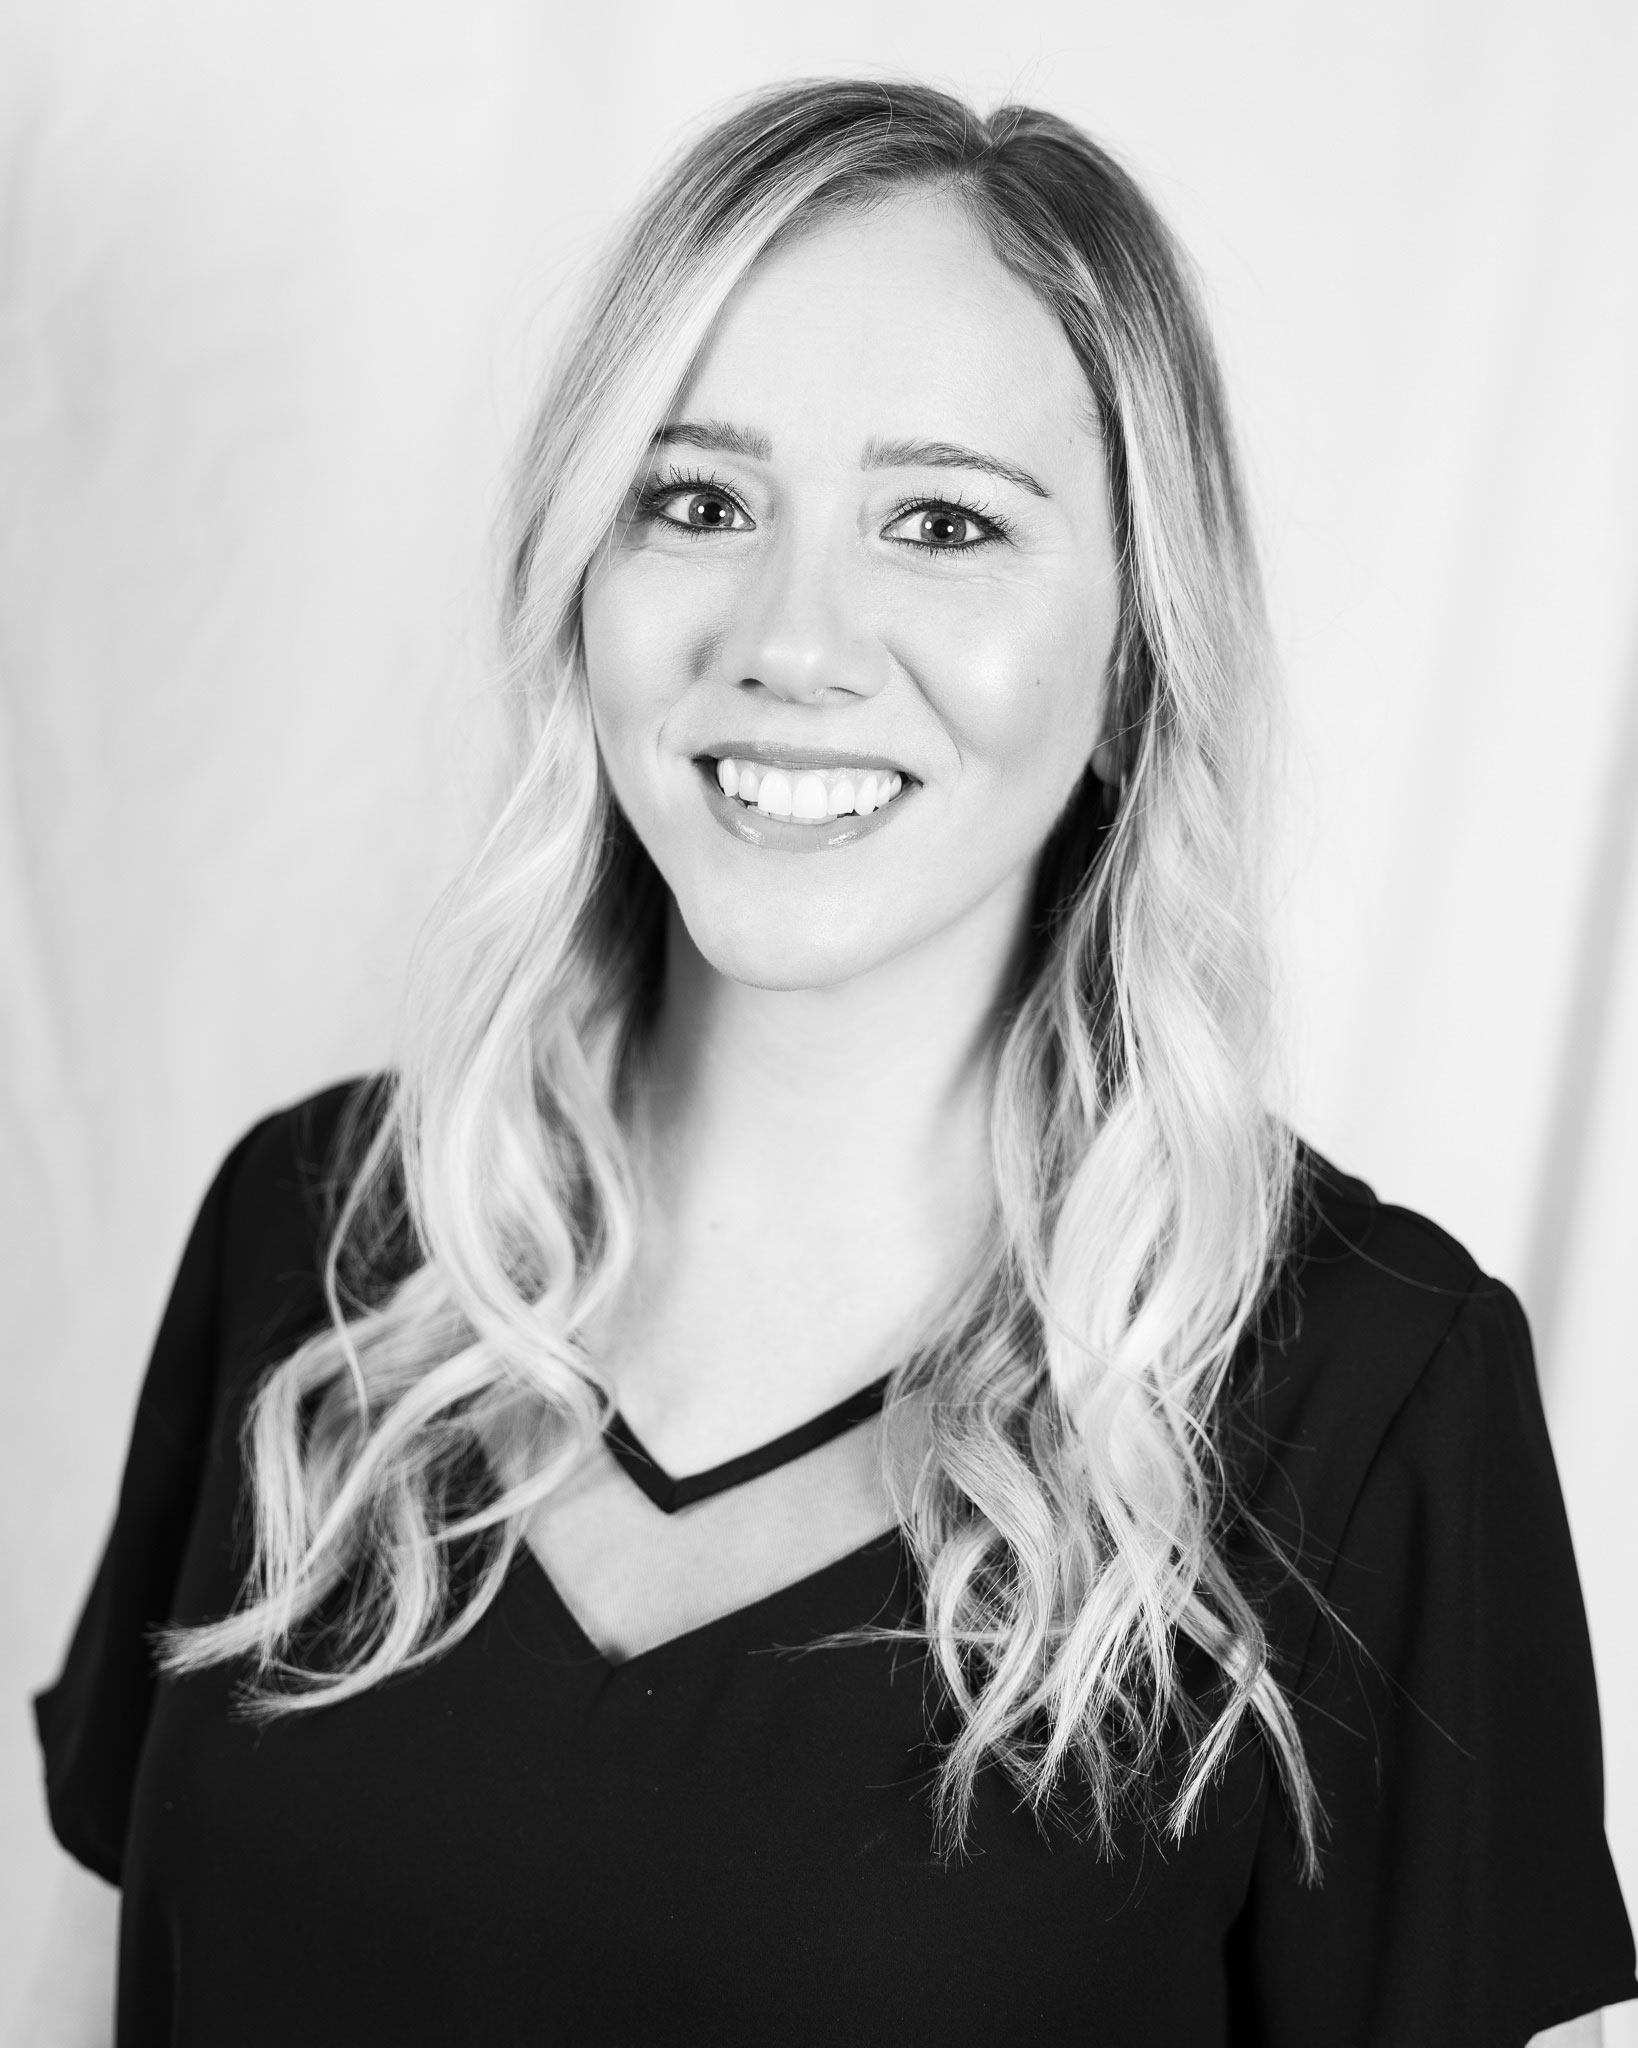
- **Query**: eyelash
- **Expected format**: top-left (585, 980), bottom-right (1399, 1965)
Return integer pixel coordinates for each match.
top-left (884, 490), bottom-right (1012, 555)
top-left (633, 466), bottom-right (745, 539)
top-left (633, 466), bottom-right (1012, 553)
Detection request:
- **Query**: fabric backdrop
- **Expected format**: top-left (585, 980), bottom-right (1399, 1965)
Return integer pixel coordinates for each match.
top-left (3, 0), bottom-right (1635, 2029)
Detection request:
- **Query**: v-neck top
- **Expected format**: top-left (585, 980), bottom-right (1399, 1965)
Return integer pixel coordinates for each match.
top-left (34, 1081), bottom-right (1636, 2046)
top-left (605, 1373), bottom-right (890, 1513)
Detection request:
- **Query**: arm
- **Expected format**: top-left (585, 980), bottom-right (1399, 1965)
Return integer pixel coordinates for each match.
top-left (1229, 1274), bottom-right (1637, 2042)
top-left (1528, 2017), bottom-right (1603, 2047)
top-left (8, 1853), bottom-right (118, 2048)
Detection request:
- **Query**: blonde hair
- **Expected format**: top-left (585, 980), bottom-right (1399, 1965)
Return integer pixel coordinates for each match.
top-left (168, 79), bottom-right (1317, 1872)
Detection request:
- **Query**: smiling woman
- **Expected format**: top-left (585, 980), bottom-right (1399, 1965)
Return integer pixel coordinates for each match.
top-left (30, 78), bottom-right (1635, 2048)
top-left (583, 195), bottom-right (1122, 988)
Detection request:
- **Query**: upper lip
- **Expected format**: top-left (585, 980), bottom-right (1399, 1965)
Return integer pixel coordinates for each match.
top-left (694, 739), bottom-right (919, 779)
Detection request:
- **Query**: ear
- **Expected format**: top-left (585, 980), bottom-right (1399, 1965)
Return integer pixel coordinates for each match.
top-left (1091, 732), bottom-right (1120, 786)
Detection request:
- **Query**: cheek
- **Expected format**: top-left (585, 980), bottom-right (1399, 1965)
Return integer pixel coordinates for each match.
top-left (581, 558), bottom-right (717, 769)
top-left (904, 578), bottom-right (1115, 820)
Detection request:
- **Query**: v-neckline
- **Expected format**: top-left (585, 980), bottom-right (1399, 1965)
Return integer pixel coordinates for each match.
top-left (513, 1521), bottom-right (909, 1676)
top-left (512, 1384), bottom-right (911, 1671)
top-left (604, 1374), bottom-right (892, 1513)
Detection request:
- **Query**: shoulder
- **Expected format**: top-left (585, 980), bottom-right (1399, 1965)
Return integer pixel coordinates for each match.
top-left (219, 1073), bottom-right (384, 1222)
top-left (1286, 1141), bottom-right (1491, 1319)
top-left (1263, 1138), bottom-right (1524, 1426)
top-left (1235, 1142), bottom-right (1535, 1609)
top-left (1229, 1157), bottom-right (1632, 2039)
top-left (210, 1074), bottom-right (390, 1364)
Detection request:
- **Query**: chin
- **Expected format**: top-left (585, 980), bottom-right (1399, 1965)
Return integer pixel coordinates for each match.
top-left (677, 892), bottom-right (892, 993)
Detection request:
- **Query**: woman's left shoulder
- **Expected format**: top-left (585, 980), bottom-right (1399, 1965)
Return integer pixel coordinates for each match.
top-left (1258, 1142), bottom-right (1532, 1433)
top-left (1227, 1160), bottom-right (1638, 2048)
top-left (1235, 1142), bottom-right (1545, 1580)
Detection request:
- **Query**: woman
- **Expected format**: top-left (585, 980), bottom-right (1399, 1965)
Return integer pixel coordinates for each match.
top-left (32, 79), bottom-right (1634, 2045)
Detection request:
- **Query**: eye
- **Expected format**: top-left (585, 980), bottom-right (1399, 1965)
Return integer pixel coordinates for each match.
top-left (882, 499), bottom-right (1006, 554)
top-left (637, 473), bottom-right (755, 536)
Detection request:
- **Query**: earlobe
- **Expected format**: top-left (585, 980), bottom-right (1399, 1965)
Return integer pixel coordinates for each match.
top-left (1088, 734), bottom-right (1128, 827)
top-left (1091, 734), bottom-right (1125, 799)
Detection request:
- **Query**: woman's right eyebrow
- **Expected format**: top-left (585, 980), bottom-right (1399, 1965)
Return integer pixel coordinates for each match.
top-left (652, 421), bottom-right (1049, 499)
top-left (653, 419), bottom-right (773, 460)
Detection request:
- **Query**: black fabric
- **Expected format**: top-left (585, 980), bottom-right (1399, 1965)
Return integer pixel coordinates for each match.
top-left (34, 1082), bottom-right (1636, 2047)
top-left (605, 1373), bottom-right (890, 1511)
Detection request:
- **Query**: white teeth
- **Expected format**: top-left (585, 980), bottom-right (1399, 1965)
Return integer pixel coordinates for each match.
top-left (711, 756), bottom-right (907, 821)
top-left (755, 769), bottom-right (794, 818)
top-left (791, 773), bottom-right (829, 822)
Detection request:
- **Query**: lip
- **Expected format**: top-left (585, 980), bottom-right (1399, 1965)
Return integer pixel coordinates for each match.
top-left (694, 757), bottom-right (915, 853)
top-left (694, 739), bottom-right (919, 780)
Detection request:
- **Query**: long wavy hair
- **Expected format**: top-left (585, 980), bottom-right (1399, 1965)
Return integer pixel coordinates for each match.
top-left (168, 78), bottom-right (1317, 1871)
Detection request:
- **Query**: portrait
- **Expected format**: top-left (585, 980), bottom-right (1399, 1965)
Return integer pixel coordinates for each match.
top-left (5, 8), bottom-right (1636, 2045)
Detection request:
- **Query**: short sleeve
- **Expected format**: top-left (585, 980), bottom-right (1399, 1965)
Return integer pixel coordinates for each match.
top-left (1230, 1282), bottom-right (1637, 2046)
top-left (32, 1120), bottom-right (271, 1884)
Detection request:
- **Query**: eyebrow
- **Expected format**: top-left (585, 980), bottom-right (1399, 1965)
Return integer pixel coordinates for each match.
top-left (653, 421), bottom-right (1050, 499)
top-left (861, 436), bottom-right (1050, 498)
top-left (652, 419), bottom-right (773, 461)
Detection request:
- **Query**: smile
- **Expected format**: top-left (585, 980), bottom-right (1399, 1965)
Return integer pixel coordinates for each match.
top-left (712, 755), bottom-right (907, 820)
top-left (694, 755), bottom-right (918, 854)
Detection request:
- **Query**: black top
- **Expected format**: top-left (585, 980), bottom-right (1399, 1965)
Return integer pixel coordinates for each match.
top-left (605, 1372), bottom-right (889, 1512)
top-left (35, 1082), bottom-right (1636, 2047)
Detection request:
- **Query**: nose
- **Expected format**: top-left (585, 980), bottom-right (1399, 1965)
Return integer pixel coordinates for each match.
top-left (715, 529), bottom-right (892, 706)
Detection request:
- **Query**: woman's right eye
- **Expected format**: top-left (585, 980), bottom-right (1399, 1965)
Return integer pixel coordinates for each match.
top-left (639, 481), bottom-right (755, 534)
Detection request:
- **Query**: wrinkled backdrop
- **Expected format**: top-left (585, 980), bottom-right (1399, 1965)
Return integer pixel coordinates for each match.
top-left (3, 0), bottom-right (1635, 2029)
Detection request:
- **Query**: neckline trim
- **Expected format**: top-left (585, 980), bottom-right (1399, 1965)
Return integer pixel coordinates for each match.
top-left (605, 1375), bottom-right (891, 1514)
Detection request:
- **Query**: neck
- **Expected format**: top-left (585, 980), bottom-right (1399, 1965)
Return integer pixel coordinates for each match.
top-left (635, 879), bottom-right (1033, 1207)
top-left (597, 878), bottom-right (1034, 1460)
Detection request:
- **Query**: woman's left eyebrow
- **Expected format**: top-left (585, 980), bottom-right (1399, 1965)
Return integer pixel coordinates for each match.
top-left (860, 436), bottom-right (1050, 498)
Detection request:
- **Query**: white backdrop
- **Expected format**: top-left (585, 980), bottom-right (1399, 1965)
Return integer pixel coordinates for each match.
top-left (3, 0), bottom-right (1635, 2028)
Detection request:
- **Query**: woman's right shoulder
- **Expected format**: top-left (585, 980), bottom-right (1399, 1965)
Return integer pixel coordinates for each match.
top-left (207, 1073), bottom-right (391, 1360)
top-left (219, 1072), bottom-right (387, 1212)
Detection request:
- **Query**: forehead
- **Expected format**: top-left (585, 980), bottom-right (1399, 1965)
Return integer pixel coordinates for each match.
top-left (674, 191), bottom-right (1098, 461)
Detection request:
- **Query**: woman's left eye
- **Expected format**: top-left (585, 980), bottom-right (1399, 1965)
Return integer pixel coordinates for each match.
top-left (882, 502), bottom-right (1002, 552)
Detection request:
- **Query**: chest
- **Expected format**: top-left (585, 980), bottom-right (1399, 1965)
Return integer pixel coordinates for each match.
top-left (123, 1552), bottom-right (1266, 2048)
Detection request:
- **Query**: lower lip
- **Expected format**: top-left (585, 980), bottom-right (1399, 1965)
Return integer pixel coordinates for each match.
top-left (696, 761), bottom-right (917, 853)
